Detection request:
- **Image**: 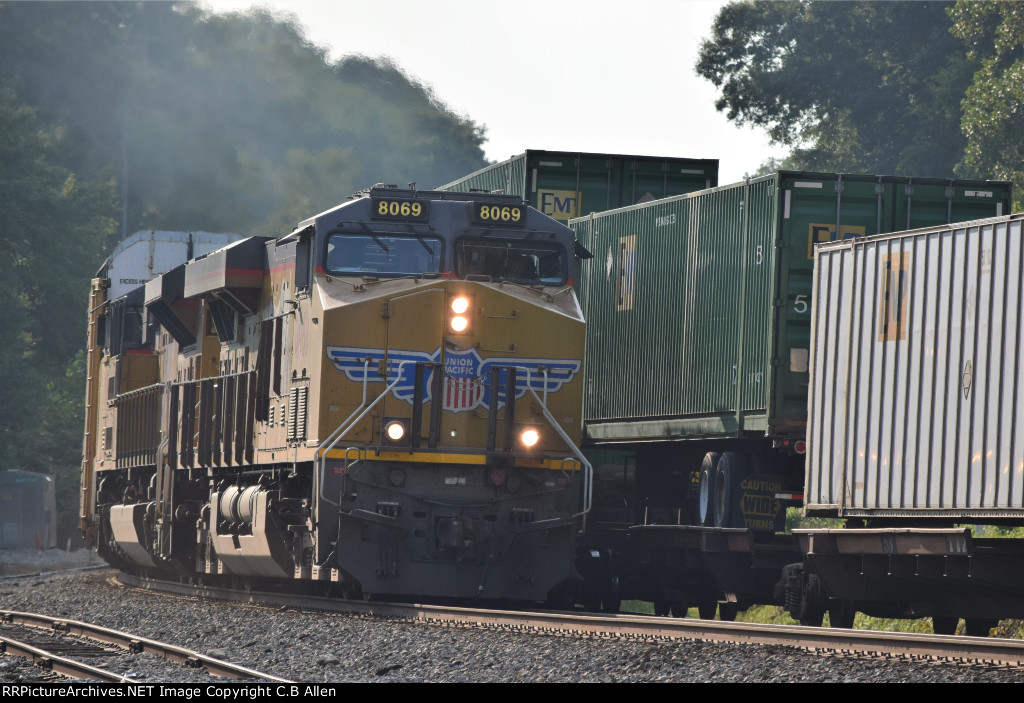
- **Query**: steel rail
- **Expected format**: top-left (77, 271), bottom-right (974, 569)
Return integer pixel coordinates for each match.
top-left (118, 574), bottom-right (1024, 669)
top-left (0, 610), bottom-right (294, 683)
top-left (0, 633), bottom-right (127, 682)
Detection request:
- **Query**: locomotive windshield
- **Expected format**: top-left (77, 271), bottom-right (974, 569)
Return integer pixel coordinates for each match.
top-left (326, 232), bottom-right (443, 277)
top-left (455, 237), bottom-right (567, 286)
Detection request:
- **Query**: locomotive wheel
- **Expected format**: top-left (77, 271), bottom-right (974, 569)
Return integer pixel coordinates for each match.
top-left (698, 452), bottom-right (721, 527)
top-left (654, 601), bottom-right (670, 617)
top-left (713, 452), bottom-right (747, 528)
top-left (931, 616), bottom-right (959, 635)
top-left (544, 588), bottom-right (573, 611)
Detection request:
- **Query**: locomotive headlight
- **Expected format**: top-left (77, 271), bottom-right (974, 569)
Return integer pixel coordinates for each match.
top-left (448, 295), bottom-right (473, 334)
top-left (519, 428), bottom-right (540, 448)
top-left (451, 296), bottom-right (470, 314)
top-left (382, 418), bottom-right (409, 445)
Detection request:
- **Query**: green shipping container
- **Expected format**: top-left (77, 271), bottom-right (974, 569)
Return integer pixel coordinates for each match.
top-left (572, 172), bottom-right (1011, 445)
top-left (436, 150), bottom-right (718, 222)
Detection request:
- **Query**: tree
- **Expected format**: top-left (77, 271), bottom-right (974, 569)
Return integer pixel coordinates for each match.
top-left (0, 3), bottom-right (489, 238)
top-left (697, 1), bottom-right (972, 177)
top-left (949, 1), bottom-right (1024, 211)
top-left (0, 3), bottom-right (490, 543)
top-left (0, 87), bottom-right (117, 541)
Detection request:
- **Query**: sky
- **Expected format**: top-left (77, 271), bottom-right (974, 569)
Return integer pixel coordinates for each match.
top-left (203, 0), bottom-right (780, 185)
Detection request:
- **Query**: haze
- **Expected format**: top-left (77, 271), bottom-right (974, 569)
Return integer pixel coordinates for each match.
top-left (202, 0), bottom-right (778, 184)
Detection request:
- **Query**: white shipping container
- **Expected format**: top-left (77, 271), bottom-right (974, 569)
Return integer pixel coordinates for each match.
top-left (806, 213), bottom-right (1024, 518)
top-left (105, 230), bottom-right (246, 300)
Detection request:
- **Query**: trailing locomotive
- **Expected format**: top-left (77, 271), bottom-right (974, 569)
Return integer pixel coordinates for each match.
top-left (80, 187), bottom-right (590, 602)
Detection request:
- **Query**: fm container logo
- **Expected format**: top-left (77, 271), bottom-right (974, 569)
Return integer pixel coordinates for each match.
top-left (538, 189), bottom-right (581, 221)
top-left (807, 223), bottom-right (866, 259)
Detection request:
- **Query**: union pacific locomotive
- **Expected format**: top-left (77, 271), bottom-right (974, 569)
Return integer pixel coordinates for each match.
top-left (80, 187), bottom-right (590, 602)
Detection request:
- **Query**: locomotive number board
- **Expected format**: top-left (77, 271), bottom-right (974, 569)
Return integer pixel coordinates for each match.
top-left (473, 203), bottom-right (526, 226)
top-left (371, 197), bottom-right (430, 221)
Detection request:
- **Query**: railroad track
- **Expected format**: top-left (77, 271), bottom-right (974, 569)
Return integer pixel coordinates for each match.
top-left (0, 610), bottom-right (294, 683)
top-left (118, 574), bottom-right (1024, 670)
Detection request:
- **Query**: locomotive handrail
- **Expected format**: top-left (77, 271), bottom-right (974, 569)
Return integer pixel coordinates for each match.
top-left (510, 365), bottom-right (592, 525)
top-left (315, 361), bottom-right (409, 511)
top-left (315, 360), bottom-right (369, 509)
top-left (343, 447), bottom-right (364, 469)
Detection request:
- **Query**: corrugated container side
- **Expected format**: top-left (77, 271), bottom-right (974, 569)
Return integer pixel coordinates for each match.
top-left (807, 214), bottom-right (1024, 517)
top-left (436, 153), bottom-right (526, 198)
top-left (576, 172), bottom-right (1010, 445)
top-left (437, 150), bottom-right (719, 220)
top-left (577, 177), bottom-right (776, 436)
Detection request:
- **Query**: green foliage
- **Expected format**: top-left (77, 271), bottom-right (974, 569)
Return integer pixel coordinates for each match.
top-left (737, 604), bottom-right (797, 626)
top-left (0, 87), bottom-right (115, 542)
top-left (949, 1), bottom-right (1024, 212)
top-left (744, 155), bottom-right (792, 179)
top-left (621, 600), bottom-right (655, 615)
top-left (698, 1), bottom-right (972, 177)
top-left (0, 3), bottom-right (489, 542)
top-left (0, 3), bottom-right (488, 239)
top-left (619, 599), bottom-right (1024, 637)
top-left (784, 507), bottom-right (842, 532)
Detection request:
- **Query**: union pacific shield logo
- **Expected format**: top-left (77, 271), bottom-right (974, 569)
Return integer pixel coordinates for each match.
top-left (326, 345), bottom-right (581, 413)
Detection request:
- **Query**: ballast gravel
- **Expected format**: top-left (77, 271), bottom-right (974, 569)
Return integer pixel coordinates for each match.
top-left (2, 564), bottom-right (1024, 683)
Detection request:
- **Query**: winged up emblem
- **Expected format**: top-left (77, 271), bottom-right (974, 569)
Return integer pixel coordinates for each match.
top-left (325, 345), bottom-right (581, 413)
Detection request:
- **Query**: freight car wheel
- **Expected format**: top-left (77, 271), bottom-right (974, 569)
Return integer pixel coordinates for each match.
top-left (698, 452), bottom-right (720, 527)
top-left (828, 600), bottom-right (856, 629)
top-left (670, 602), bottom-right (688, 618)
top-left (601, 576), bottom-right (621, 614)
top-left (718, 603), bottom-right (739, 622)
top-left (697, 601), bottom-right (717, 620)
top-left (713, 452), bottom-right (747, 528)
top-left (798, 607), bottom-right (824, 627)
top-left (932, 616), bottom-right (959, 635)
top-left (964, 618), bottom-right (997, 637)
